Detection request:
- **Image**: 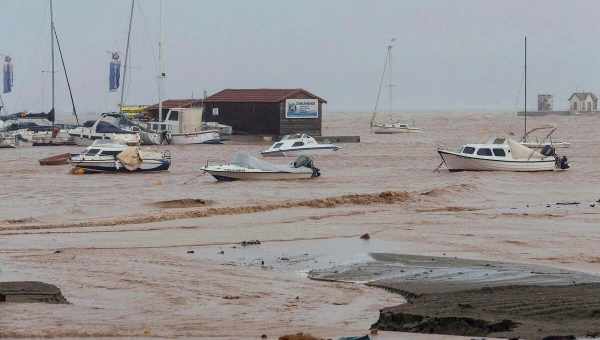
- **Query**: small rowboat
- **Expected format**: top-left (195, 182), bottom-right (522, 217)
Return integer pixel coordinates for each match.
top-left (39, 153), bottom-right (71, 166)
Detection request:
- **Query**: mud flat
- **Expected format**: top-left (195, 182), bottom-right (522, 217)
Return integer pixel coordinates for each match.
top-left (309, 254), bottom-right (600, 339)
top-left (0, 281), bottom-right (68, 303)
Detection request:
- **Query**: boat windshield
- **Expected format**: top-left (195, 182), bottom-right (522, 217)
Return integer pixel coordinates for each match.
top-left (86, 148), bottom-right (101, 156)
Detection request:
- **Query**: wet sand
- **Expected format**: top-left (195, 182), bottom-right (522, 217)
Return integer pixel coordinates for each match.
top-left (2, 111), bottom-right (600, 338)
top-left (311, 253), bottom-right (600, 338)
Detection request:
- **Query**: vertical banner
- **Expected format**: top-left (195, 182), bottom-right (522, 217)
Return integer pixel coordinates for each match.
top-left (3, 56), bottom-right (13, 94)
top-left (285, 99), bottom-right (319, 118)
top-left (109, 52), bottom-right (121, 91)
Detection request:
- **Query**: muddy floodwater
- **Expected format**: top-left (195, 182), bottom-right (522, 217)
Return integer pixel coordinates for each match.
top-left (2, 111), bottom-right (600, 338)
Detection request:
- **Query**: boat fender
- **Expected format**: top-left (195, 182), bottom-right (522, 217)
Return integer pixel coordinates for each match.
top-left (541, 145), bottom-right (556, 157)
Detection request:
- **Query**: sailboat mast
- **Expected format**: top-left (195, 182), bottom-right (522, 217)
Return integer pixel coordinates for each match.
top-left (120, 0), bottom-right (135, 114)
top-left (524, 36), bottom-right (527, 139)
top-left (388, 43), bottom-right (393, 116)
top-left (50, 0), bottom-right (55, 123)
top-left (158, 0), bottom-right (165, 121)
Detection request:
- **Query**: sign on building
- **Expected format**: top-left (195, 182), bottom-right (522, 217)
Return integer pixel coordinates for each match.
top-left (212, 107), bottom-right (219, 116)
top-left (285, 99), bottom-right (319, 119)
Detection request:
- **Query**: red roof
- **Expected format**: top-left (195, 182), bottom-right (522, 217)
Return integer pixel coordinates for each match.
top-left (205, 89), bottom-right (326, 103)
top-left (146, 99), bottom-right (203, 110)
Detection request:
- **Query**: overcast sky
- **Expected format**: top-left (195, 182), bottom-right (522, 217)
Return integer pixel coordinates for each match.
top-left (1, 0), bottom-right (599, 119)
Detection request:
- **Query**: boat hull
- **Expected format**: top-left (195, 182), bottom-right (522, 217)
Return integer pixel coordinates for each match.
top-left (438, 150), bottom-right (556, 172)
top-left (203, 169), bottom-right (313, 181)
top-left (261, 146), bottom-right (339, 157)
top-left (168, 130), bottom-right (221, 145)
top-left (71, 159), bottom-right (170, 173)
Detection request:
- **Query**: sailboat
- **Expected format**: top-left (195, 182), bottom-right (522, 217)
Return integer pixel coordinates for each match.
top-left (140, 0), bottom-right (221, 145)
top-left (31, 0), bottom-right (79, 146)
top-left (518, 37), bottom-right (569, 149)
top-left (370, 39), bottom-right (422, 134)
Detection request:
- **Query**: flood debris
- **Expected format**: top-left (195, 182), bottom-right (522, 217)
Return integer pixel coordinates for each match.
top-left (240, 240), bottom-right (261, 247)
top-left (0, 281), bottom-right (68, 304)
top-left (186, 250), bottom-right (195, 254)
top-left (279, 333), bottom-right (323, 340)
top-left (359, 233), bottom-right (370, 240)
top-left (151, 198), bottom-right (212, 209)
top-left (555, 201), bottom-right (580, 205)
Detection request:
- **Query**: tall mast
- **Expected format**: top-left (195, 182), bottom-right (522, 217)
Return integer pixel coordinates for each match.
top-left (370, 39), bottom-right (393, 128)
top-left (387, 43), bottom-right (394, 115)
top-left (524, 36), bottom-right (527, 139)
top-left (120, 0), bottom-right (135, 114)
top-left (158, 0), bottom-right (165, 121)
top-left (50, 0), bottom-right (55, 124)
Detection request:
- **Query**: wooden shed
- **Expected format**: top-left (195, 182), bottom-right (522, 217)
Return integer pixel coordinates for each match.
top-left (202, 89), bottom-right (326, 135)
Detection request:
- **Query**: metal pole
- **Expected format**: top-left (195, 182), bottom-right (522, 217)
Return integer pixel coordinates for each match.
top-left (50, 0), bottom-right (55, 124)
top-left (120, 0), bottom-right (135, 114)
top-left (158, 0), bottom-right (165, 122)
top-left (524, 36), bottom-right (527, 138)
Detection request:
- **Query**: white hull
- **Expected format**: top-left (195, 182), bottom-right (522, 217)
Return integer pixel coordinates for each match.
top-left (203, 169), bottom-right (314, 181)
top-left (168, 130), bottom-right (220, 145)
top-left (0, 138), bottom-right (17, 148)
top-left (438, 150), bottom-right (556, 172)
top-left (70, 133), bottom-right (140, 146)
top-left (261, 146), bottom-right (339, 157)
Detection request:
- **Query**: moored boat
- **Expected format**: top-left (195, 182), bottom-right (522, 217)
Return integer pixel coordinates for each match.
top-left (202, 153), bottom-right (320, 181)
top-left (261, 133), bottom-right (340, 157)
top-left (438, 137), bottom-right (569, 172)
top-left (70, 141), bottom-right (170, 173)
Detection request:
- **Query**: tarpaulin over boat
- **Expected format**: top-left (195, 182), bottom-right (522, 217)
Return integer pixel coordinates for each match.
top-left (508, 139), bottom-right (545, 160)
top-left (95, 121), bottom-right (135, 134)
top-left (116, 147), bottom-right (142, 171)
top-left (230, 152), bottom-right (310, 173)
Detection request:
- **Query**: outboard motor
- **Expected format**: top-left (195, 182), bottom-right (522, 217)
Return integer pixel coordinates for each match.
top-left (540, 145), bottom-right (556, 157)
top-left (293, 155), bottom-right (321, 177)
top-left (555, 155), bottom-right (569, 170)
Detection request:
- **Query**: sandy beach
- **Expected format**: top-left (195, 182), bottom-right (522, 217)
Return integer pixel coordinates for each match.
top-left (2, 111), bottom-right (600, 338)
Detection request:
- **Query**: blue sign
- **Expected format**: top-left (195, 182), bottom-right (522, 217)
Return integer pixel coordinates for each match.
top-left (285, 99), bottom-right (319, 119)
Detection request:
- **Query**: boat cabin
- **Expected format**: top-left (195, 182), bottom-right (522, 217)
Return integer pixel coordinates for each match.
top-left (458, 137), bottom-right (511, 158)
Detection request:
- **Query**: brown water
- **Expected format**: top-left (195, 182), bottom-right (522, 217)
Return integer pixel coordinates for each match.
top-left (1, 111), bottom-right (600, 338)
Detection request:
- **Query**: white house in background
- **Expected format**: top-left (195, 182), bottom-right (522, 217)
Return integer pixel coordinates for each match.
top-left (569, 92), bottom-right (598, 113)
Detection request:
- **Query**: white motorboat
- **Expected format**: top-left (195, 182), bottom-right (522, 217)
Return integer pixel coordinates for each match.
top-left (370, 39), bottom-right (422, 134)
top-left (261, 133), bottom-right (340, 157)
top-left (145, 108), bottom-right (221, 145)
top-left (520, 125), bottom-right (570, 149)
top-left (70, 141), bottom-right (170, 173)
top-left (202, 153), bottom-right (320, 181)
top-left (437, 137), bottom-right (569, 172)
top-left (68, 114), bottom-right (141, 146)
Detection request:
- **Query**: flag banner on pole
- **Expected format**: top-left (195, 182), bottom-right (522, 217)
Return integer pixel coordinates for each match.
top-left (3, 56), bottom-right (13, 94)
top-left (109, 52), bottom-right (121, 91)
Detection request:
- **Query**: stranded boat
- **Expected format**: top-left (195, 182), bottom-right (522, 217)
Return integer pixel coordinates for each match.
top-left (202, 152), bottom-right (320, 181)
top-left (70, 141), bottom-right (170, 173)
top-left (261, 134), bottom-right (340, 157)
top-left (0, 134), bottom-right (17, 148)
top-left (437, 136), bottom-right (569, 172)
